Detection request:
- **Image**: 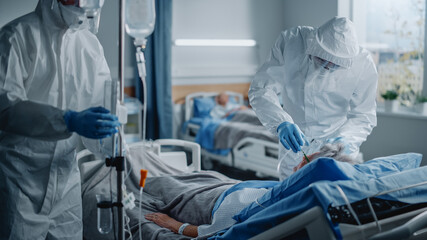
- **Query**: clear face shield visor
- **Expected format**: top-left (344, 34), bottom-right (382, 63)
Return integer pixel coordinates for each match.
top-left (59, 0), bottom-right (105, 34)
top-left (310, 56), bottom-right (341, 71)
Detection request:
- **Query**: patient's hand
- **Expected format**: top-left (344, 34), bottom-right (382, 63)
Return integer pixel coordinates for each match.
top-left (145, 213), bottom-right (181, 233)
top-left (293, 152), bottom-right (321, 172)
top-left (145, 212), bottom-right (199, 237)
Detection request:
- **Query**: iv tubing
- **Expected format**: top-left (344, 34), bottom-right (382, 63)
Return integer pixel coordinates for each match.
top-left (136, 46), bottom-right (147, 140)
top-left (139, 187), bottom-right (143, 240)
top-left (139, 169), bottom-right (148, 240)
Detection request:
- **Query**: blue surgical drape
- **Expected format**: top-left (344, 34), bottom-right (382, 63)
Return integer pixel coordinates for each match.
top-left (136, 0), bottom-right (172, 140)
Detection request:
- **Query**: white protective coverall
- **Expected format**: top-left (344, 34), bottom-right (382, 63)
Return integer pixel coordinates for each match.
top-left (249, 17), bottom-right (378, 180)
top-left (0, 0), bottom-right (111, 239)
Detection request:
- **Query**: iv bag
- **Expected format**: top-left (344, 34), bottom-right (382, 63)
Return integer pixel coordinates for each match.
top-left (125, 0), bottom-right (156, 45)
top-left (80, 0), bottom-right (105, 12)
top-left (79, 0), bottom-right (105, 34)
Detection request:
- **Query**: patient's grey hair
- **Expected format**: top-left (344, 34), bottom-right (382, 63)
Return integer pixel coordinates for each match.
top-left (315, 143), bottom-right (362, 165)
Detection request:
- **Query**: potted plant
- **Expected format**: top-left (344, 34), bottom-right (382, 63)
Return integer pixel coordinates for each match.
top-left (415, 95), bottom-right (427, 115)
top-left (381, 90), bottom-right (399, 112)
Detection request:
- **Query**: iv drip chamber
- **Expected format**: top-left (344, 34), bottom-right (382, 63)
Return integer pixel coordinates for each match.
top-left (96, 194), bottom-right (112, 234)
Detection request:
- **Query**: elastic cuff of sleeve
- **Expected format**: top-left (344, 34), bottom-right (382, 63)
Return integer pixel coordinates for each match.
top-left (178, 223), bottom-right (190, 235)
top-left (63, 110), bottom-right (76, 132)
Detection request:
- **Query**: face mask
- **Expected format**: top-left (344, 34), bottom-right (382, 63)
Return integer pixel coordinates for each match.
top-left (59, 0), bottom-right (104, 34)
top-left (58, 3), bottom-right (87, 31)
top-left (306, 56), bottom-right (332, 81)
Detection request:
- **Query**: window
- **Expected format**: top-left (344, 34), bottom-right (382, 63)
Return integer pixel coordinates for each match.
top-left (352, 0), bottom-right (426, 107)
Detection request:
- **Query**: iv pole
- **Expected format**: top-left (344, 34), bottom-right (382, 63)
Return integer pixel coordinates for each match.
top-left (102, 1), bottom-right (154, 239)
top-left (103, 0), bottom-right (126, 239)
top-left (117, 0), bottom-right (126, 238)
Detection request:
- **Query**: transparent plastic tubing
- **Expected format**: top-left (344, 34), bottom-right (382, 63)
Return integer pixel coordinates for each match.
top-left (136, 46), bottom-right (147, 141)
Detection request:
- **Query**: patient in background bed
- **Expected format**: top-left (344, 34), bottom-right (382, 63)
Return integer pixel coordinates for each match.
top-left (210, 92), bottom-right (248, 119)
top-left (144, 143), bottom-right (357, 239)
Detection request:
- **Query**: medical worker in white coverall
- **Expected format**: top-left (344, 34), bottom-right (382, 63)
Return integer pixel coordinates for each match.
top-left (0, 0), bottom-right (119, 238)
top-left (249, 17), bottom-right (378, 180)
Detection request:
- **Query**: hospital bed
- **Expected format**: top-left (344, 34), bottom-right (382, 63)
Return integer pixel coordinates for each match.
top-left (78, 142), bottom-right (427, 240)
top-left (180, 91), bottom-right (280, 178)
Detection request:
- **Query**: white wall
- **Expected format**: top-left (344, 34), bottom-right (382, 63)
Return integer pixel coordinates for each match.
top-left (282, 0), bottom-right (338, 29)
top-left (0, 1), bottom-right (136, 87)
top-left (0, 1), bottom-right (37, 26)
top-left (361, 113), bottom-right (427, 166)
top-left (97, 0), bottom-right (136, 86)
top-left (171, 0), bottom-right (286, 85)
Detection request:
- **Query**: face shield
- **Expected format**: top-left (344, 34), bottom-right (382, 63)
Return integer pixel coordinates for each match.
top-left (311, 56), bottom-right (341, 71)
top-left (58, 0), bottom-right (105, 34)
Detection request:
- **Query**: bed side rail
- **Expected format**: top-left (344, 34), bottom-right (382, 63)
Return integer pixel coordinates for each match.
top-left (234, 137), bottom-right (278, 154)
top-left (152, 139), bottom-right (201, 172)
top-left (181, 122), bottom-right (200, 141)
top-left (233, 137), bottom-right (279, 178)
top-left (368, 210), bottom-right (427, 240)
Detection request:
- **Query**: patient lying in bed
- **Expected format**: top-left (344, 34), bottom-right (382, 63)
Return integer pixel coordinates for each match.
top-left (144, 143), bottom-right (358, 239)
top-left (81, 143), bottom-right (423, 240)
top-left (210, 92), bottom-right (248, 119)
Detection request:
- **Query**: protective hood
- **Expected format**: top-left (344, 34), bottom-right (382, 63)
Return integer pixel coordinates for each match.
top-left (36, 0), bottom-right (89, 31)
top-left (305, 16), bottom-right (360, 69)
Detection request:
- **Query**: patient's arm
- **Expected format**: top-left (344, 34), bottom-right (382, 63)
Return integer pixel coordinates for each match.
top-left (145, 212), bottom-right (198, 238)
top-left (293, 152), bottom-right (321, 172)
top-left (224, 105), bottom-right (249, 118)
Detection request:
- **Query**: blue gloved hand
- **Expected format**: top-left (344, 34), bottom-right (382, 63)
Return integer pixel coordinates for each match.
top-left (64, 106), bottom-right (120, 139)
top-left (277, 121), bottom-right (308, 153)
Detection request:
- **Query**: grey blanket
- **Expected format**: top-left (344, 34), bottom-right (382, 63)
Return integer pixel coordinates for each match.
top-left (81, 149), bottom-right (239, 240)
top-left (214, 109), bottom-right (278, 149)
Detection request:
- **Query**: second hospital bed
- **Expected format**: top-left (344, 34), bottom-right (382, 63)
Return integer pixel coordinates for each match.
top-left (180, 91), bottom-right (280, 178)
top-left (78, 141), bottom-right (427, 240)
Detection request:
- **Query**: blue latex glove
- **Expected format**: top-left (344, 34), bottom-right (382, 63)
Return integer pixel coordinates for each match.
top-left (277, 121), bottom-right (308, 153)
top-left (64, 106), bottom-right (120, 139)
